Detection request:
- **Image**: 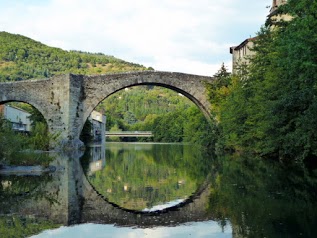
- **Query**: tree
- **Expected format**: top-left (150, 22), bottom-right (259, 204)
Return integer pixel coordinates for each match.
top-left (218, 0), bottom-right (317, 161)
top-left (213, 63), bottom-right (231, 87)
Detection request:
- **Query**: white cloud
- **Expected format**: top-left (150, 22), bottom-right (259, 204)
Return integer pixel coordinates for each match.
top-left (0, 0), bottom-right (270, 75)
top-left (31, 221), bottom-right (232, 238)
top-left (147, 56), bottom-right (230, 76)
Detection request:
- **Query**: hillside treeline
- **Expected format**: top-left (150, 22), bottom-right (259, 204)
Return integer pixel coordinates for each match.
top-left (0, 31), bottom-right (149, 81)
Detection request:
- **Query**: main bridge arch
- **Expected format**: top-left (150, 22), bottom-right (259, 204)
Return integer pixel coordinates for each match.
top-left (81, 71), bottom-right (214, 129)
top-left (0, 71), bottom-right (214, 149)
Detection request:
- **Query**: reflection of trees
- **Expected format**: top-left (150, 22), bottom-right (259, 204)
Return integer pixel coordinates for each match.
top-left (208, 155), bottom-right (317, 237)
top-left (0, 175), bottom-right (59, 237)
top-left (0, 175), bottom-right (52, 207)
top-left (82, 143), bottom-right (210, 211)
top-left (0, 215), bottom-right (59, 238)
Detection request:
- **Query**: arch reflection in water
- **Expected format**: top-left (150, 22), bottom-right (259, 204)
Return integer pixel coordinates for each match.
top-left (0, 150), bottom-right (217, 238)
top-left (81, 142), bottom-right (209, 212)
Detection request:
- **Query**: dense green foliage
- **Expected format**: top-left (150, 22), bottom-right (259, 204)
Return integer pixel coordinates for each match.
top-left (0, 115), bottom-right (54, 165)
top-left (0, 117), bottom-right (26, 160)
top-left (0, 31), bottom-right (149, 81)
top-left (211, 0), bottom-right (317, 161)
top-left (97, 86), bottom-right (190, 133)
top-left (0, 102), bottom-right (60, 166)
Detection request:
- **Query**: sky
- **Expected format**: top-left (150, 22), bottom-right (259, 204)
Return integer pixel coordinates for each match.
top-left (0, 0), bottom-right (271, 76)
top-left (32, 221), bottom-right (232, 238)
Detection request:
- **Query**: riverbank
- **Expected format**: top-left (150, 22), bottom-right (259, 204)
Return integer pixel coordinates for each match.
top-left (0, 165), bottom-right (57, 176)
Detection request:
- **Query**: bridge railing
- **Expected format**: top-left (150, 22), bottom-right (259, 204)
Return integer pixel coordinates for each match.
top-left (105, 131), bottom-right (154, 137)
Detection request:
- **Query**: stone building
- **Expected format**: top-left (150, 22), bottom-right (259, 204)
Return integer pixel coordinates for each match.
top-left (270, 0), bottom-right (287, 14)
top-left (0, 104), bottom-right (31, 132)
top-left (230, 0), bottom-right (289, 73)
top-left (229, 37), bottom-right (256, 74)
top-left (268, 0), bottom-right (292, 26)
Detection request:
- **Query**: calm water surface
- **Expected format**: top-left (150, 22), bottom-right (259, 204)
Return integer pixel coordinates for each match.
top-left (1, 142), bottom-right (317, 237)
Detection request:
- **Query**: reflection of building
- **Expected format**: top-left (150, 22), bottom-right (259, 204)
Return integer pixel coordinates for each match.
top-left (230, 0), bottom-right (289, 73)
top-left (88, 144), bottom-right (106, 175)
top-left (89, 110), bottom-right (106, 143)
top-left (0, 105), bottom-right (31, 132)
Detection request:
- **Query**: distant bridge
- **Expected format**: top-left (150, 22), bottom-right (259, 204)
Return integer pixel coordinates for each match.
top-left (106, 131), bottom-right (153, 137)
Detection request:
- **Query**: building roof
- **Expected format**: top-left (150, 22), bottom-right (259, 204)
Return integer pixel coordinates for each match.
top-left (230, 37), bottom-right (257, 54)
top-left (3, 104), bottom-right (31, 115)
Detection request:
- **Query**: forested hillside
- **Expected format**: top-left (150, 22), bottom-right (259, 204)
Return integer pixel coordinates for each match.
top-left (0, 31), bottom-right (150, 81)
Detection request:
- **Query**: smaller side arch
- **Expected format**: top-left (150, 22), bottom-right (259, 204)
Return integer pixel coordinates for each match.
top-left (0, 100), bottom-right (49, 130)
top-left (0, 77), bottom-right (71, 149)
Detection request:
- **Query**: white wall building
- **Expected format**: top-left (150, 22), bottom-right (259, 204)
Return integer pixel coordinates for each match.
top-left (89, 110), bottom-right (106, 143)
top-left (0, 105), bottom-right (31, 132)
top-left (88, 144), bottom-right (106, 175)
top-left (229, 37), bottom-right (256, 74)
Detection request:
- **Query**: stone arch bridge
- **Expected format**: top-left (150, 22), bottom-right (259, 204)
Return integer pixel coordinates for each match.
top-left (0, 71), bottom-right (214, 149)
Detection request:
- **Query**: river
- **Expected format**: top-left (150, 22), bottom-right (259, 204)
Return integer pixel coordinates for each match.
top-left (0, 142), bottom-right (317, 237)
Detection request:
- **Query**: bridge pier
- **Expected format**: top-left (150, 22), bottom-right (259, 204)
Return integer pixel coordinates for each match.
top-left (0, 74), bottom-right (87, 151)
top-left (46, 74), bottom-right (86, 151)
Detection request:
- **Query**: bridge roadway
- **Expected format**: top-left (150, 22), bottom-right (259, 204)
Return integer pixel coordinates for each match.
top-left (0, 152), bottom-right (215, 227)
top-left (0, 71), bottom-right (214, 150)
top-left (106, 131), bottom-right (153, 137)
